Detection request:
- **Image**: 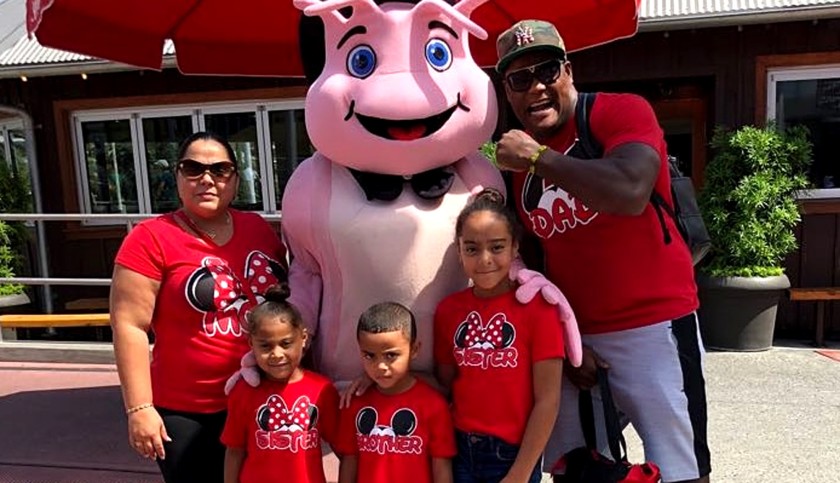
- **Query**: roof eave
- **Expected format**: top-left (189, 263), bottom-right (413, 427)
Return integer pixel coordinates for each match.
top-left (639, 6), bottom-right (840, 32)
top-left (0, 56), bottom-right (176, 80)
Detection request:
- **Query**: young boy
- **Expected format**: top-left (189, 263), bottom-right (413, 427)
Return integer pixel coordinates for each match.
top-left (334, 302), bottom-right (456, 483)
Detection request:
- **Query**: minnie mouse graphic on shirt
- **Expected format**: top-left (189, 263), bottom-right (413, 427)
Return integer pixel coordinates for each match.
top-left (453, 311), bottom-right (518, 369)
top-left (254, 394), bottom-right (321, 452)
top-left (184, 250), bottom-right (286, 337)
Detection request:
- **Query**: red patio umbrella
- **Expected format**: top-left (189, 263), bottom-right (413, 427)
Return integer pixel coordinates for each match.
top-left (27, 0), bottom-right (640, 77)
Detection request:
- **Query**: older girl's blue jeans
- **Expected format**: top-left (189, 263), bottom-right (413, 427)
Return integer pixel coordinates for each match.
top-left (453, 431), bottom-right (542, 483)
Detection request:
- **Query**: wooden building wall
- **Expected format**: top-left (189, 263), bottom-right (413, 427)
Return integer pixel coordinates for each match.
top-left (1, 17), bottom-right (839, 340)
top-left (0, 71), bottom-right (306, 312)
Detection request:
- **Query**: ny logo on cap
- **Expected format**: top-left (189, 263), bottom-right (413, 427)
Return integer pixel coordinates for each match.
top-left (514, 25), bottom-right (535, 46)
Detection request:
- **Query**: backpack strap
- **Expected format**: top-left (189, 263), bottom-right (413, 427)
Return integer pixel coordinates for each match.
top-left (578, 367), bottom-right (628, 463)
top-left (575, 92), bottom-right (602, 159)
top-left (650, 157), bottom-right (683, 245)
top-left (575, 92), bottom-right (675, 246)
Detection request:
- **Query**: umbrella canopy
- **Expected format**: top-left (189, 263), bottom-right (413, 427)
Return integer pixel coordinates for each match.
top-left (27, 0), bottom-right (640, 77)
top-left (1, 0), bottom-right (25, 54)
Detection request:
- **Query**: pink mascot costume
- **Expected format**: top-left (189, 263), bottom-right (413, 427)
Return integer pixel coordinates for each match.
top-left (230, 0), bottom-right (581, 392)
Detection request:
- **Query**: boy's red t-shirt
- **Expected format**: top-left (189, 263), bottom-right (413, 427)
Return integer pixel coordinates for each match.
top-left (114, 210), bottom-right (287, 413)
top-left (221, 371), bottom-right (339, 483)
top-left (434, 289), bottom-right (564, 445)
top-left (333, 379), bottom-right (456, 483)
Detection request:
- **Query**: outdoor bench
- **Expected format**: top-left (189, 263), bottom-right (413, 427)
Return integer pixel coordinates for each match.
top-left (0, 313), bottom-right (110, 329)
top-left (787, 287), bottom-right (840, 346)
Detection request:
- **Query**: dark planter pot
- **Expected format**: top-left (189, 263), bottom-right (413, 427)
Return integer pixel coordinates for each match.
top-left (0, 293), bottom-right (31, 341)
top-left (696, 273), bottom-right (790, 351)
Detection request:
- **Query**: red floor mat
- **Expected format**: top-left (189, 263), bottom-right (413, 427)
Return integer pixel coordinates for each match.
top-left (816, 350), bottom-right (840, 362)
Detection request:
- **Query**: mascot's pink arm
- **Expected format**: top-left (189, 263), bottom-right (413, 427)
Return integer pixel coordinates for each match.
top-left (511, 259), bottom-right (583, 367)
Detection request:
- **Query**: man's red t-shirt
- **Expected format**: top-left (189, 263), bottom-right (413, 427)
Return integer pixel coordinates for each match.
top-left (512, 93), bottom-right (698, 334)
top-left (333, 379), bottom-right (456, 483)
top-left (434, 289), bottom-right (564, 445)
top-left (114, 210), bottom-right (286, 413)
top-left (221, 371), bottom-right (339, 483)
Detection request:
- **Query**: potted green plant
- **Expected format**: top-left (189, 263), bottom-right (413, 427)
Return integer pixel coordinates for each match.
top-left (697, 123), bottom-right (812, 351)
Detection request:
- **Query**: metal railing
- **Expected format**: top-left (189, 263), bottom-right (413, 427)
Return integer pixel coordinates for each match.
top-left (0, 212), bottom-right (283, 313)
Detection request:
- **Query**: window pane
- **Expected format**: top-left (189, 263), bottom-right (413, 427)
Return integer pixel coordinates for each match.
top-left (268, 109), bottom-right (314, 208)
top-left (80, 120), bottom-right (138, 214)
top-left (205, 112), bottom-right (263, 211)
top-left (142, 116), bottom-right (192, 213)
top-left (8, 129), bottom-right (33, 213)
top-left (0, 130), bottom-right (6, 166)
top-left (776, 77), bottom-right (840, 188)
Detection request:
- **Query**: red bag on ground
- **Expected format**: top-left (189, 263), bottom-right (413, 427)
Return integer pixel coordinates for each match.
top-left (552, 368), bottom-right (662, 482)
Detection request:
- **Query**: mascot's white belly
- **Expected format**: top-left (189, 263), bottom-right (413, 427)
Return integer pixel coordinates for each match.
top-left (283, 152), bottom-right (503, 387)
top-left (315, 163), bottom-right (470, 384)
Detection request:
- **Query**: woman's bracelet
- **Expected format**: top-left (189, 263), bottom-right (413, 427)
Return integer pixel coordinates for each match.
top-left (125, 403), bottom-right (154, 415)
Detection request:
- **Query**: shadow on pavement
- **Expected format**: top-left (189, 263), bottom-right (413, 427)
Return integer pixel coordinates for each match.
top-left (0, 384), bottom-right (159, 476)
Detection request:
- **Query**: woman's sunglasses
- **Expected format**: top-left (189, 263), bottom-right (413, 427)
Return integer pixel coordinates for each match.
top-left (177, 159), bottom-right (237, 180)
top-left (505, 58), bottom-right (564, 92)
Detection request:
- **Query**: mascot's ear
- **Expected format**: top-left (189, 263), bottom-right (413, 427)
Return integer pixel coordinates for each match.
top-left (299, 13), bottom-right (325, 85)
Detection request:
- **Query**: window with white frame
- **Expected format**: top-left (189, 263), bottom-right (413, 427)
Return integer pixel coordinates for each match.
top-left (72, 100), bottom-right (314, 223)
top-left (0, 119), bottom-right (33, 213)
top-left (768, 65), bottom-right (840, 194)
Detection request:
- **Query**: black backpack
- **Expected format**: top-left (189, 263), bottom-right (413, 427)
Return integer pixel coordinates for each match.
top-left (574, 92), bottom-right (711, 265)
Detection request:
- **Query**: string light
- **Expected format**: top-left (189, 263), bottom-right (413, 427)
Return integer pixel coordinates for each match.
top-left (81, 73), bottom-right (88, 80)
top-left (20, 75), bottom-right (27, 82)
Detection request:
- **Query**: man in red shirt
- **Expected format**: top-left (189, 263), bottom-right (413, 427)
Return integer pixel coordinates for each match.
top-left (493, 19), bottom-right (711, 483)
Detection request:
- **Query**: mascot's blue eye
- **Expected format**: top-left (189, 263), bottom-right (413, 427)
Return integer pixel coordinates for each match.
top-left (425, 39), bottom-right (452, 71)
top-left (347, 45), bottom-right (376, 78)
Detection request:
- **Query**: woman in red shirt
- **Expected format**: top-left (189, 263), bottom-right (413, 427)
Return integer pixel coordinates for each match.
top-left (110, 132), bottom-right (287, 483)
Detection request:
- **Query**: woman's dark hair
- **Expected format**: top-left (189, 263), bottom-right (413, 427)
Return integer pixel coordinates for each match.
top-left (245, 283), bottom-right (304, 333)
top-left (455, 188), bottom-right (523, 243)
top-left (176, 131), bottom-right (238, 167)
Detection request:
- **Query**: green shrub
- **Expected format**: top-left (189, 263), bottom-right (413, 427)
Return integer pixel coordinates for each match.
top-left (480, 140), bottom-right (497, 166)
top-left (698, 124), bottom-right (812, 278)
top-left (0, 157), bottom-right (29, 296)
top-left (0, 221), bottom-right (23, 296)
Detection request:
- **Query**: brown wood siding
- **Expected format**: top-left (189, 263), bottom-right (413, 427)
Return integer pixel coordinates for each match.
top-left (0, 71), bottom-right (307, 311)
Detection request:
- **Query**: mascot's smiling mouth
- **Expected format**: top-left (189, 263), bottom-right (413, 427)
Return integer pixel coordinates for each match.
top-left (347, 93), bottom-right (470, 141)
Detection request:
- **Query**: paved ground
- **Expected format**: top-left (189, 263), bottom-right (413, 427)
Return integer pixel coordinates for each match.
top-left (1, 343), bottom-right (838, 483)
top-left (621, 343), bottom-right (840, 483)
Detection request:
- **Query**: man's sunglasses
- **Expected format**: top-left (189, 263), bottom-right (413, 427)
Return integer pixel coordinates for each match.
top-left (177, 159), bottom-right (238, 179)
top-left (505, 58), bottom-right (564, 92)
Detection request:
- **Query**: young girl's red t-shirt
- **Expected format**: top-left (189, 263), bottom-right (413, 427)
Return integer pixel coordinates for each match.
top-left (333, 379), bottom-right (456, 483)
top-left (221, 371), bottom-right (339, 483)
top-left (114, 210), bottom-right (286, 413)
top-left (434, 289), bottom-right (564, 445)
